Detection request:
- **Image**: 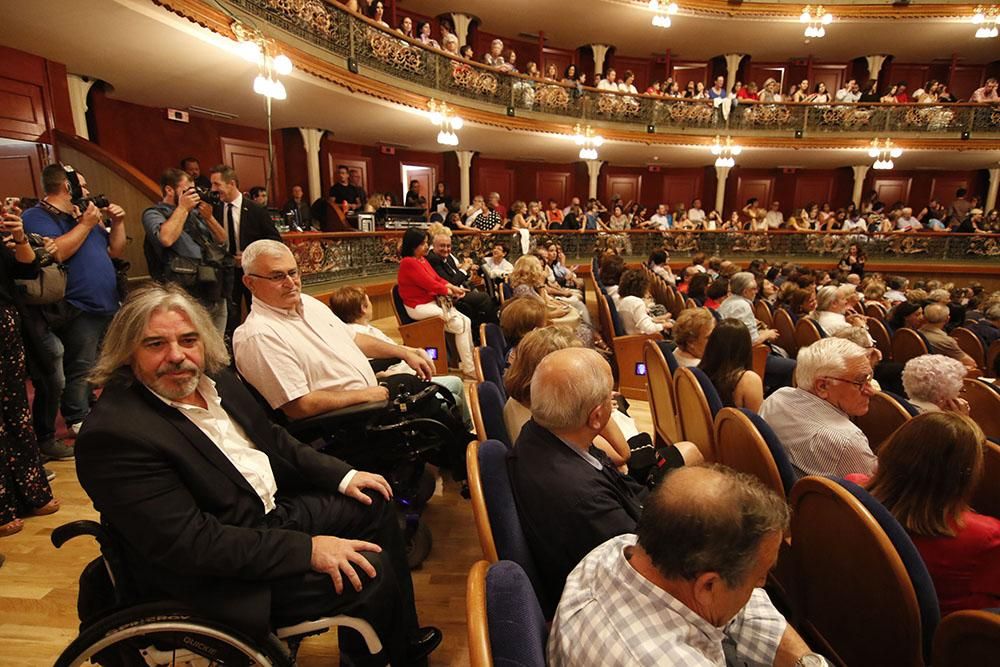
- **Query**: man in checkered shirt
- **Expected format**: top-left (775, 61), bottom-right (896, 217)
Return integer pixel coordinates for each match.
top-left (549, 465), bottom-right (826, 666)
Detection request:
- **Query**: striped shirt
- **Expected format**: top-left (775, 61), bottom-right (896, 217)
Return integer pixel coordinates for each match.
top-left (759, 387), bottom-right (876, 478)
top-left (549, 534), bottom-right (787, 667)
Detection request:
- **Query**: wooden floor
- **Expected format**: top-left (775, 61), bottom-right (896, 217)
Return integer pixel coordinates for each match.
top-left (0, 310), bottom-right (652, 666)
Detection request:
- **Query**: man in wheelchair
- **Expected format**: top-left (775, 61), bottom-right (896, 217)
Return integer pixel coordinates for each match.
top-left (74, 283), bottom-right (442, 665)
top-left (232, 240), bottom-right (473, 482)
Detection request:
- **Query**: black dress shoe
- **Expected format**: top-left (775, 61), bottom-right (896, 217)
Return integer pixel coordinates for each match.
top-left (406, 626), bottom-right (442, 663)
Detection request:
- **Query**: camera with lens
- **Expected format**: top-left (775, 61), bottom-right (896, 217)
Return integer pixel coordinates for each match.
top-left (192, 185), bottom-right (221, 206)
top-left (63, 164), bottom-right (110, 211)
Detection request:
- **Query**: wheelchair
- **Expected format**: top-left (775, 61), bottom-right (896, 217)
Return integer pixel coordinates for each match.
top-left (51, 520), bottom-right (384, 666)
top-left (241, 372), bottom-right (471, 569)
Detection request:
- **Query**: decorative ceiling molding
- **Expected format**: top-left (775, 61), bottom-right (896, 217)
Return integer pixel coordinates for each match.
top-left (610, 0), bottom-right (984, 21)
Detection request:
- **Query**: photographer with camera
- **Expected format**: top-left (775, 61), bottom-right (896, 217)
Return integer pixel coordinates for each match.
top-left (21, 164), bottom-right (127, 440)
top-left (142, 168), bottom-right (231, 333)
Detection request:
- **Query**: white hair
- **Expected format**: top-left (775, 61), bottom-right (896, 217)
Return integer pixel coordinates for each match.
top-left (902, 355), bottom-right (966, 406)
top-left (816, 285), bottom-right (840, 312)
top-left (924, 302), bottom-right (950, 325)
top-left (730, 272), bottom-right (756, 297)
top-left (796, 337), bottom-right (870, 393)
top-left (530, 348), bottom-right (612, 431)
top-left (242, 239), bottom-right (292, 275)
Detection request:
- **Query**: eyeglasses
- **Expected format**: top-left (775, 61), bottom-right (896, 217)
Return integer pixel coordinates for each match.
top-left (821, 374), bottom-right (874, 391)
top-left (247, 269), bottom-right (299, 283)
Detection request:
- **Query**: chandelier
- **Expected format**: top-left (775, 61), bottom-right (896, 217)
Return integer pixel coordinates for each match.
top-left (710, 135), bottom-right (742, 168)
top-left (233, 22), bottom-right (292, 100)
top-left (972, 5), bottom-right (999, 38)
top-left (428, 100), bottom-right (463, 146)
top-left (573, 124), bottom-right (605, 160)
top-left (648, 0), bottom-right (678, 28)
top-left (799, 5), bottom-right (833, 39)
top-left (868, 138), bottom-right (902, 170)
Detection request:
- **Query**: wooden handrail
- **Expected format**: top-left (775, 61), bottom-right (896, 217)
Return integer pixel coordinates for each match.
top-left (54, 130), bottom-right (161, 202)
top-left (283, 228), bottom-right (1000, 240)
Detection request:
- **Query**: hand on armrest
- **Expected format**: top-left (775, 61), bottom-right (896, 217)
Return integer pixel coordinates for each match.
top-left (283, 386), bottom-right (390, 421)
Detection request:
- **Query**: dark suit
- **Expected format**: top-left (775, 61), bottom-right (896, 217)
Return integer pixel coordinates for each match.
top-left (426, 251), bottom-right (498, 342)
top-left (214, 198), bottom-right (281, 335)
top-left (75, 369), bottom-right (416, 663)
top-left (507, 419), bottom-right (647, 616)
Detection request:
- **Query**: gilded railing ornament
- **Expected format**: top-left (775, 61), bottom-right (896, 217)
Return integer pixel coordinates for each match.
top-left (366, 29), bottom-right (424, 73)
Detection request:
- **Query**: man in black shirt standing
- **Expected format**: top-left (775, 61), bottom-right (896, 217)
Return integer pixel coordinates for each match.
top-left (328, 165), bottom-right (364, 211)
top-left (404, 180), bottom-right (426, 210)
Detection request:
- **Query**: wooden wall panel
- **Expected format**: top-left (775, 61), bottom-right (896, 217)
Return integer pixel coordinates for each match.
top-left (736, 176), bottom-right (774, 209)
top-left (604, 173), bottom-right (642, 205)
top-left (536, 170), bottom-right (570, 205)
top-left (811, 65), bottom-right (847, 97)
top-left (220, 137), bottom-right (271, 199)
top-left (662, 172), bottom-right (703, 209)
top-left (886, 63), bottom-right (929, 89)
top-left (871, 176), bottom-right (912, 206)
top-left (671, 62), bottom-right (708, 88)
top-left (793, 174), bottom-right (835, 211)
top-left (747, 63), bottom-right (787, 90)
top-left (0, 139), bottom-right (48, 199)
top-left (949, 66), bottom-right (985, 100)
top-left (541, 49), bottom-right (573, 79)
top-left (478, 166), bottom-right (514, 205)
top-left (612, 56), bottom-right (652, 91)
top-left (0, 79), bottom-right (47, 141)
top-left (929, 175), bottom-right (970, 204)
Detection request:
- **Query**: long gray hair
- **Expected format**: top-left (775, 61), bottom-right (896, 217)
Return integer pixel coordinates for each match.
top-left (89, 282), bottom-right (230, 386)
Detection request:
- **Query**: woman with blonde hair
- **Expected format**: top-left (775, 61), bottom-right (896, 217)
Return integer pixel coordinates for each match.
top-left (847, 413), bottom-right (1000, 614)
top-left (509, 255), bottom-right (578, 327)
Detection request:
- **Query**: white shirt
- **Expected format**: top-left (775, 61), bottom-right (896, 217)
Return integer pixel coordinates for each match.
top-left (233, 294), bottom-right (378, 410)
top-left (687, 208), bottom-right (706, 224)
top-left (759, 387), bottom-right (877, 479)
top-left (618, 295), bottom-right (663, 335)
top-left (226, 193), bottom-right (244, 251)
top-left (597, 79), bottom-right (618, 91)
top-left (650, 213), bottom-right (671, 230)
top-left (549, 534), bottom-right (787, 667)
top-left (673, 348), bottom-right (701, 368)
top-left (717, 295), bottom-right (760, 343)
top-left (896, 216), bottom-right (923, 231)
top-left (151, 375), bottom-right (278, 513)
top-left (835, 88), bottom-right (861, 103)
top-left (604, 284), bottom-right (620, 306)
top-left (814, 310), bottom-right (852, 337)
top-left (842, 217), bottom-right (867, 232)
top-left (482, 257), bottom-right (514, 280)
top-left (763, 211), bottom-right (784, 229)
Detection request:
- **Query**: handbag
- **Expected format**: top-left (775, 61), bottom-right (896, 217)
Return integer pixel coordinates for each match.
top-left (16, 232), bottom-right (67, 305)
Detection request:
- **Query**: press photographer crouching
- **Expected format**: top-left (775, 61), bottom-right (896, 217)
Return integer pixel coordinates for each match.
top-left (142, 168), bottom-right (232, 333)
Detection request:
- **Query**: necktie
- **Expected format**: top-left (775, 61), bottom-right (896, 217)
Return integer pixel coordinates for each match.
top-left (226, 204), bottom-right (236, 254)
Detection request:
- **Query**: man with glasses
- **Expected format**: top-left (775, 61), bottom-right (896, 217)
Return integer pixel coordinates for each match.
top-left (759, 337), bottom-right (877, 478)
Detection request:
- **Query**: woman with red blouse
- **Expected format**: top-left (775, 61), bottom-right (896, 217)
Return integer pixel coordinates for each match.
top-left (846, 412), bottom-right (1000, 615)
top-left (397, 228), bottom-right (476, 377)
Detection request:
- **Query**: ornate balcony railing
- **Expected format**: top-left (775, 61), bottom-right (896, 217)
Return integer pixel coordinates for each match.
top-left (228, 0), bottom-right (1000, 138)
top-left (283, 229), bottom-right (1000, 285)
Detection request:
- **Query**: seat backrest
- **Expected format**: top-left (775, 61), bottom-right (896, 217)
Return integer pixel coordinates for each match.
top-left (971, 439), bottom-right (1000, 521)
top-left (691, 367), bottom-right (724, 416)
top-left (602, 291), bottom-right (626, 338)
top-left (754, 299), bottom-right (773, 327)
top-left (867, 317), bottom-right (892, 360)
top-left (476, 440), bottom-right (543, 593)
top-left (483, 561), bottom-right (548, 667)
top-left (773, 308), bottom-right (798, 357)
top-left (931, 609), bottom-right (1000, 667)
top-left (884, 390), bottom-right (920, 417)
top-left (865, 302), bottom-right (886, 321)
top-left (794, 317), bottom-right (824, 350)
top-left (471, 382), bottom-right (512, 449)
top-left (671, 288), bottom-right (685, 318)
top-left (714, 407), bottom-right (792, 497)
top-left (478, 347), bottom-right (507, 399)
top-left (467, 441), bottom-right (498, 562)
top-left (644, 341), bottom-right (681, 444)
top-left (853, 392), bottom-right (912, 453)
top-left (481, 323), bottom-right (508, 360)
top-left (952, 327), bottom-right (986, 368)
top-left (674, 367), bottom-right (718, 462)
top-left (391, 285), bottom-right (416, 325)
top-left (987, 339), bottom-right (1000, 379)
top-left (657, 340), bottom-right (680, 375)
top-left (892, 327), bottom-right (929, 364)
top-left (963, 378), bottom-right (1000, 440)
top-left (751, 344), bottom-right (769, 381)
top-left (790, 476), bottom-right (938, 667)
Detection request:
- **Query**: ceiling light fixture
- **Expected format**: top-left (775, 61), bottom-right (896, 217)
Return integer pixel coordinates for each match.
top-left (233, 22), bottom-right (292, 100)
top-left (710, 135), bottom-right (742, 168)
top-left (649, 0), bottom-right (679, 28)
top-left (800, 5), bottom-right (833, 39)
top-left (428, 100), bottom-right (462, 146)
top-left (868, 138), bottom-right (902, 170)
top-left (972, 5), bottom-right (999, 38)
top-left (573, 124), bottom-right (605, 160)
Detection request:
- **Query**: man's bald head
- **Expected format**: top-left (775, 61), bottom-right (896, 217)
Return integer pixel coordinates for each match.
top-left (530, 347), bottom-right (613, 431)
top-left (924, 302), bottom-right (950, 325)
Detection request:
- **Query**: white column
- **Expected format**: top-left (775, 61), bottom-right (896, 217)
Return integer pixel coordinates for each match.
top-left (66, 74), bottom-right (95, 139)
top-left (851, 164), bottom-right (870, 207)
top-left (298, 128), bottom-right (326, 204)
top-left (586, 159), bottom-right (604, 200)
top-left (986, 166), bottom-right (1000, 212)
top-left (450, 13), bottom-right (473, 46)
top-left (714, 165), bottom-right (730, 214)
top-left (455, 149), bottom-right (474, 210)
top-left (865, 55), bottom-right (887, 83)
top-left (590, 44), bottom-right (611, 79)
top-left (723, 53), bottom-right (746, 92)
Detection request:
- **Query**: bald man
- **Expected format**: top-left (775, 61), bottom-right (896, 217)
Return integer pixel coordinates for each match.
top-left (507, 347), bottom-right (649, 615)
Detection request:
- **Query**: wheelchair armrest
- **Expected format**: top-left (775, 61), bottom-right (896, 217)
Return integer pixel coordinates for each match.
top-left (287, 400), bottom-right (390, 438)
top-left (52, 520), bottom-right (107, 549)
top-left (370, 357), bottom-right (402, 374)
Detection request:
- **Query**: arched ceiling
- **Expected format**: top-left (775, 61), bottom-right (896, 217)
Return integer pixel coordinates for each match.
top-left (400, 0), bottom-right (1000, 62)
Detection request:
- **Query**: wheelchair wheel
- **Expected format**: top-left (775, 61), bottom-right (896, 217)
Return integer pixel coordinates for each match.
top-left (55, 602), bottom-right (292, 667)
top-left (405, 518), bottom-right (433, 570)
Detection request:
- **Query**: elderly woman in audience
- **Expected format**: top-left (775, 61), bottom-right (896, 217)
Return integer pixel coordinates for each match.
top-left (813, 284), bottom-right (867, 336)
top-left (483, 39), bottom-right (506, 68)
top-left (536, 246), bottom-right (589, 324)
top-left (671, 308), bottom-right (716, 367)
top-left (499, 296), bottom-right (547, 360)
top-left (509, 255), bottom-right (579, 327)
top-left (699, 318), bottom-right (764, 412)
top-left (616, 270), bottom-right (673, 336)
top-left (599, 254), bottom-right (626, 303)
top-left (887, 300), bottom-right (926, 333)
top-left (396, 228), bottom-right (476, 377)
top-left (901, 355), bottom-right (971, 414)
top-left (847, 413), bottom-right (1000, 615)
top-left (788, 287), bottom-right (817, 321)
top-left (481, 242), bottom-right (513, 280)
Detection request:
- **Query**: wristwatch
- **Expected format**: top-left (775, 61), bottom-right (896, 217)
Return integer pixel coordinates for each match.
top-left (795, 654), bottom-right (829, 667)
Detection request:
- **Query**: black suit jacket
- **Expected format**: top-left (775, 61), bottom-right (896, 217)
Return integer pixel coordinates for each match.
top-left (507, 419), bottom-right (647, 615)
top-left (214, 198), bottom-right (281, 253)
top-left (75, 369), bottom-right (353, 636)
top-left (426, 250), bottom-right (469, 287)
